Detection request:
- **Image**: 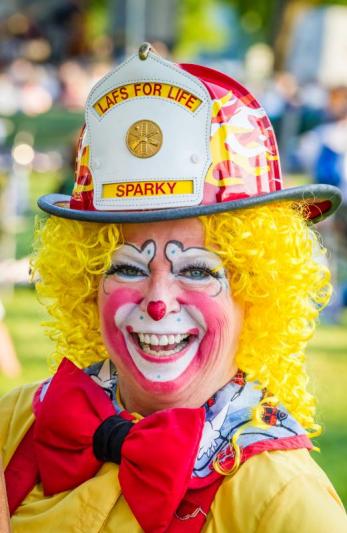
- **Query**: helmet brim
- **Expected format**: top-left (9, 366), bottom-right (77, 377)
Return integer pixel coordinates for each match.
top-left (38, 184), bottom-right (341, 225)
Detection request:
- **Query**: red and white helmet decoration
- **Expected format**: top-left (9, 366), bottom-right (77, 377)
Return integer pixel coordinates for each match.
top-left (39, 43), bottom-right (341, 223)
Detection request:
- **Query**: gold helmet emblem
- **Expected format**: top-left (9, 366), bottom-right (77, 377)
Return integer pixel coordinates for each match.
top-left (126, 120), bottom-right (163, 158)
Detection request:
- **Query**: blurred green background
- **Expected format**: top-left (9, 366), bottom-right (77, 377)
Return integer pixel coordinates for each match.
top-left (0, 0), bottom-right (346, 511)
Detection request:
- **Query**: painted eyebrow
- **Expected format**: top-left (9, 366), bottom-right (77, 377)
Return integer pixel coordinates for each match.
top-left (111, 241), bottom-right (156, 268)
top-left (176, 251), bottom-right (223, 267)
top-left (165, 241), bottom-right (225, 273)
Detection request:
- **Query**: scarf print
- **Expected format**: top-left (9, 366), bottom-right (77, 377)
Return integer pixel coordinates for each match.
top-left (80, 360), bottom-right (309, 481)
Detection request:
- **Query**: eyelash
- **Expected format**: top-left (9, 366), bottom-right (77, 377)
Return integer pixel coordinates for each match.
top-left (178, 262), bottom-right (222, 280)
top-left (105, 262), bottom-right (222, 280)
top-left (105, 263), bottom-right (147, 277)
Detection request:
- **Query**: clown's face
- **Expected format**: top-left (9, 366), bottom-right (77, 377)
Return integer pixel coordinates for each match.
top-left (98, 218), bottom-right (243, 413)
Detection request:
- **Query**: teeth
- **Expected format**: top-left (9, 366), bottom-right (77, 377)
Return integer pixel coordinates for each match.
top-left (136, 333), bottom-right (189, 346)
top-left (159, 335), bottom-right (169, 346)
top-left (134, 332), bottom-right (192, 355)
top-left (150, 334), bottom-right (159, 346)
top-left (146, 348), bottom-right (179, 357)
top-left (144, 346), bottom-right (182, 357)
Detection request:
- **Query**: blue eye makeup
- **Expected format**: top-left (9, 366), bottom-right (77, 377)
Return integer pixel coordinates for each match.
top-left (178, 262), bottom-right (223, 281)
top-left (106, 263), bottom-right (148, 278)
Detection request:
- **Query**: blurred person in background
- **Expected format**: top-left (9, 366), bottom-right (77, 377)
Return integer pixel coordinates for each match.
top-left (58, 60), bottom-right (90, 110)
top-left (298, 86), bottom-right (347, 321)
top-left (298, 86), bottom-right (347, 192)
top-left (0, 299), bottom-right (21, 378)
top-left (0, 165), bottom-right (21, 379)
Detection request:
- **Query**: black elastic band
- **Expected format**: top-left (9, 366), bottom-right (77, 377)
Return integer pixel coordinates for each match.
top-left (93, 415), bottom-right (133, 464)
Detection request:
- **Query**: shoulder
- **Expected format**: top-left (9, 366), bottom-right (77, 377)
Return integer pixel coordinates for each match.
top-left (209, 449), bottom-right (347, 533)
top-left (0, 382), bottom-right (39, 467)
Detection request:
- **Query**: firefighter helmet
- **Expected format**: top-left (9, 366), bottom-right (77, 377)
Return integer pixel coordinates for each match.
top-left (39, 44), bottom-right (341, 223)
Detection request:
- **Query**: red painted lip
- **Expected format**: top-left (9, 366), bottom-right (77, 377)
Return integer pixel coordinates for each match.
top-left (125, 329), bottom-right (202, 364)
top-left (126, 326), bottom-right (199, 336)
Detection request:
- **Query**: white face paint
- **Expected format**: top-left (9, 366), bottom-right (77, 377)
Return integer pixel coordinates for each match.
top-left (114, 303), bottom-right (206, 382)
top-left (99, 218), bottom-right (243, 408)
top-left (107, 241), bottom-right (156, 282)
top-left (165, 241), bottom-right (229, 295)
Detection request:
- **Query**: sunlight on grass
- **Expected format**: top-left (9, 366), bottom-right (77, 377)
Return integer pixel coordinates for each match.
top-left (306, 319), bottom-right (347, 505)
top-left (0, 287), bottom-right (53, 390)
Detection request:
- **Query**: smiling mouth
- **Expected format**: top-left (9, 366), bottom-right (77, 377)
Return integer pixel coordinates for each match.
top-left (130, 331), bottom-right (198, 357)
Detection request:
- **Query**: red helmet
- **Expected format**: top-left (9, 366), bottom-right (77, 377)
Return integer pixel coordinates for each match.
top-left (39, 43), bottom-right (341, 223)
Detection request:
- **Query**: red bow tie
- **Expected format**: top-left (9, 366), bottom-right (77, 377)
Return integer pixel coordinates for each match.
top-left (6, 358), bottom-right (223, 532)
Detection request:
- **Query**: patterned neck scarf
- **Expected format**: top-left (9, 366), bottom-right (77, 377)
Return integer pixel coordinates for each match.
top-left (81, 359), bottom-right (310, 481)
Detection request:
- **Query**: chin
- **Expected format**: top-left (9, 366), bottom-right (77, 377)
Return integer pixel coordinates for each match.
top-left (107, 302), bottom-right (213, 393)
top-left (113, 340), bottom-right (221, 412)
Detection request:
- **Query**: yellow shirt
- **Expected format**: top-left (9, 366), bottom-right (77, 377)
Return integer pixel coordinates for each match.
top-left (1, 384), bottom-right (346, 532)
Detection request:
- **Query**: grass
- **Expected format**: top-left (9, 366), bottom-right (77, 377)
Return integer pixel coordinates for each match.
top-left (0, 286), bottom-right (346, 508)
top-left (307, 319), bottom-right (347, 506)
top-left (0, 287), bottom-right (53, 387)
top-left (16, 171), bottom-right (64, 259)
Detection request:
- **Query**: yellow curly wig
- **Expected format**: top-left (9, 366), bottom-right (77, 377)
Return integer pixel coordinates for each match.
top-left (31, 202), bottom-right (331, 436)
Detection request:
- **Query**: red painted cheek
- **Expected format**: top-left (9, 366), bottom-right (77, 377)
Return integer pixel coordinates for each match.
top-left (177, 290), bottom-right (230, 359)
top-left (101, 287), bottom-right (143, 345)
top-left (177, 290), bottom-right (227, 327)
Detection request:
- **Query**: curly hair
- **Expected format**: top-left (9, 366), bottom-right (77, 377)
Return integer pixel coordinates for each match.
top-left (31, 202), bottom-right (331, 437)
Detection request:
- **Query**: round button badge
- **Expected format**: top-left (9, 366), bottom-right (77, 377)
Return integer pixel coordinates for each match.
top-left (126, 120), bottom-right (163, 158)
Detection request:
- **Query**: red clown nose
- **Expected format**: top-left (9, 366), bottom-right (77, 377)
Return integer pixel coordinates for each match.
top-left (147, 301), bottom-right (166, 321)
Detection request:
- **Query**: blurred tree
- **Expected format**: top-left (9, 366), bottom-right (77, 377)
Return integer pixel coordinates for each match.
top-left (86, 0), bottom-right (107, 42)
top-left (230, 0), bottom-right (347, 46)
top-left (174, 0), bottom-right (228, 58)
top-left (175, 0), bottom-right (289, 57)
top-left (228, 0), bottom-right (288, 45)
top-left (176, 0), bottom-right (347, 62)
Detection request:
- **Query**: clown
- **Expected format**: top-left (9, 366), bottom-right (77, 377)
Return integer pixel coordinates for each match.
top-left (1, 44), bottom-right (346, 532)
